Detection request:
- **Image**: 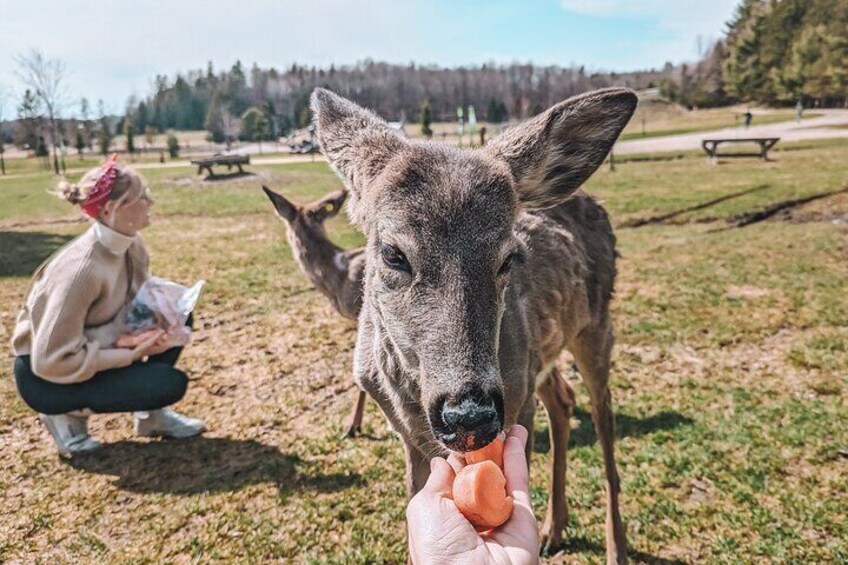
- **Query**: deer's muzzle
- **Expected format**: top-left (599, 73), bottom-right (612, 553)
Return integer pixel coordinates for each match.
top-left (429, 388), bottom-right (504, 452)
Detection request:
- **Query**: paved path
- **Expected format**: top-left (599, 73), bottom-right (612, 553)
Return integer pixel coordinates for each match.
top-left (615, 109), bottom-right (848, 155)
top-left (3, 111), bottom-right (846, 182)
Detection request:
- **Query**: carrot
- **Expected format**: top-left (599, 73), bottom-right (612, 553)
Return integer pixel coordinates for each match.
top-left (464, 435), bottom-right (505, 468)
top-left (452, 460), bottom-right (514, 530)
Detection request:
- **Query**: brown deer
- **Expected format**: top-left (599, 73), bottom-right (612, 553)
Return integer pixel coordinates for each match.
top-left (311, 86), bottom-right (636, 563)
top-left (262, 186), bottom-right (368, 438)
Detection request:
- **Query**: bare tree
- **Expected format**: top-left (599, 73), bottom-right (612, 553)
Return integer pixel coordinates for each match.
top-left (15, 49), bottom-right (68, 174)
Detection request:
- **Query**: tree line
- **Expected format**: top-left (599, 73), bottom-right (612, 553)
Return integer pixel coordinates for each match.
top-left (2, 0), bottom-right (846, 171)
top-left (662, 0), bottom-right (848, 108)
top-left (126, 60), bottom-right (671, 139)
top-left (119, 0), bottom-right (848, 141)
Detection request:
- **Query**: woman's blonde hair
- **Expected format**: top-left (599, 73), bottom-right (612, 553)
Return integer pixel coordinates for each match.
top-left (55, 162), bottom-right (145, 210)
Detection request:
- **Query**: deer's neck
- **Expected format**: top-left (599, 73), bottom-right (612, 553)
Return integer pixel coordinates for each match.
top-left (286, 225), bottom-right (356, 315)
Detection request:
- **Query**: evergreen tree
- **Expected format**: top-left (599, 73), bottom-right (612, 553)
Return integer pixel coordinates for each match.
top-left (226, 61), bottom-right (248, 117)
top-left (134, 101), bottom-right (149, 134)
top-left (36, 135), bottom-right (49, 157)
top-left (487, 97), bottom-right (505, 123)
top-left (166, 133), bottom-right (180, 158)
top-left (75, 129), bottom-right (85, 160)
top-left (298, 105), bottom-right (312, 129)
top-left (420, 101), bottom-right (433, 138)
top-left (241, 106), bottom-right (271, 153)
top-left (124, 118), bottom-right (135, 154)
top-left (98, 115), bottom-right (112, 156)
top-left (16, 89), bottom-right (42, 150)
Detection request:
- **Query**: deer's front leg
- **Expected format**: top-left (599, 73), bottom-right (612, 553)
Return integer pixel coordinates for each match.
top-left (536, 367), bottom-right (576, 555)
top-left (573, 327), bottom-right (628, 565)
top-left (343, 389), bottom-right (367, 439)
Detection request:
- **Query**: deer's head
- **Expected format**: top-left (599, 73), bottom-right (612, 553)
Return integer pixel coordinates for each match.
top-left (263, 185), bottom-right (348, 235)
top-left (312, 88), bottom-right (635, 451)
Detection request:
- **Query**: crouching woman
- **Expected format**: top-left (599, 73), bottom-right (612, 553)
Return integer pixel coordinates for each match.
top-left (11, 156), bottom-right (205, 457)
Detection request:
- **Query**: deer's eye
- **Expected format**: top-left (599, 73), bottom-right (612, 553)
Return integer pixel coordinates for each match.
top-left (380, 244), bottom-right (411, 273)
top-left (498, 251), bottom-right (523, 276)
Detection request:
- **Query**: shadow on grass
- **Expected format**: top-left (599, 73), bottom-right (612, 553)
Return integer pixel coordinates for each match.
top-left (0, 231), bottom-right (75, 278)
top-left (201, 171), bottom-right (256, 183)
top-left (556, 536), bottom-right (688, 565)
top-left (66, 436), bottom-right (362, 496)
top-left (534, 407), bottom-right (694, 454)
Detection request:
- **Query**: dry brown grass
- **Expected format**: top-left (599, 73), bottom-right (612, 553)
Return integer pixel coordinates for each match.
top-left (1, 143), bottom-right (847, 563)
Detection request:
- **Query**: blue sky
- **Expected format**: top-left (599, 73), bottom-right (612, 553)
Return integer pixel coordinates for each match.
top-left (0, 0), bottom-right (739, 116)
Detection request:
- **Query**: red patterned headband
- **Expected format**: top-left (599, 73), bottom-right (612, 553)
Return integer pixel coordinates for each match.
top-left (81, 154), bottom-right (120, 218)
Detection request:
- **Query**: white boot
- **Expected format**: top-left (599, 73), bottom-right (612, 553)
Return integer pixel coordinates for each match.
top-left (134, 407), bottom-right (206, 438)
top-left (39, 411), bottom-right (102, 458)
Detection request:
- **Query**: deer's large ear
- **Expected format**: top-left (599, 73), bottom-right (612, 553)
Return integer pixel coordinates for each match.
top-left (485, 88), bottom-right (637, 210)
top-left (311, 190), bottom-right (348, 222)
top-left (262, 185), bottom-right (297, 222)
top-left (311, 88), bottom-right (406, 224)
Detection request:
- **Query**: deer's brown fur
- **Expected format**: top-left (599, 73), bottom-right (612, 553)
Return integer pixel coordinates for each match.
top-left (263, 186), bottom-right (368, 437)
top-left (312, 87), bottom-right (636, 563)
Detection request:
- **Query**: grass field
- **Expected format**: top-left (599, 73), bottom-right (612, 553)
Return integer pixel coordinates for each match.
top-left (1, 139), bottom-right (846, 563)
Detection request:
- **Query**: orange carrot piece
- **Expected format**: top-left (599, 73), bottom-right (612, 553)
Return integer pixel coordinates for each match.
top-left (464, 435), bottom-right (505, 469)
top-left (452, 460), bottom-right (514, 529)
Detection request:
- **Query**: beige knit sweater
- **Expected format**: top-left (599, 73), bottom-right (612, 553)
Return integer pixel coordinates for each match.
top-left (11, 222), bottom-right (150, 384)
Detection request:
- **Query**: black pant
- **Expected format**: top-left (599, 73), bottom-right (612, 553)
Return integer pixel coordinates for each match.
top-left (14, 315), bottom-right (194, 415)
top-left (15, 352), bottom-right (188, 415)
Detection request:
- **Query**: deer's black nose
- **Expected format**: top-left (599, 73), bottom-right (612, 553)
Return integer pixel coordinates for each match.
top-left (430, 390), bottom-right (503, 451)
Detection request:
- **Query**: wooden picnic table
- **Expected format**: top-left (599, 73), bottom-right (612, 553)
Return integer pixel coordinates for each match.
top-left (190, 154), bottom-right (250, 177)
top-left (701, 137), bottom-right (780, 161)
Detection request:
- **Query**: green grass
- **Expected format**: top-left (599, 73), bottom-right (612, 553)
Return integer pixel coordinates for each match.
top-left (1, 139), bottom-right (846, 563)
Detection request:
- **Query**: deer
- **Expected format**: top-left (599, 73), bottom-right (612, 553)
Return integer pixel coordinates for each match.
top-left (311, 86), bottom-right (637, 563)
top-left (262, 186), bottom-right (368, 438)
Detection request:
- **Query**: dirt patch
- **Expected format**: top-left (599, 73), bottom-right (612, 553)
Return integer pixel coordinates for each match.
top-left (166, 176), bottom-right (198, 186)
top-left (779, 190), bottom-right (848, 224)
top-left (621, 185), bottom-right (848, 230)
top-left (615, 327), bottom-right (841, 400)
top-left (725, 285), bottom-right (770, 300)
top-left (726, 186), bottom-right (848, 228)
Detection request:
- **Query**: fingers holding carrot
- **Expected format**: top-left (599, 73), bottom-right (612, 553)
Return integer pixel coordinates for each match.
top-left (503, 425), bottom-right (532, 509)
top-left (451, 431), bottom-right (516, 530)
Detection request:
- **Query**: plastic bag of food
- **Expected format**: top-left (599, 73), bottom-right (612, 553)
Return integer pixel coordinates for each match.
top-left (117, 277), bottom-right (204, 348)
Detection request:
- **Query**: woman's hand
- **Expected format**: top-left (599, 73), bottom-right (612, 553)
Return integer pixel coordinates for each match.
top-left (406, 425), bottom-right (540, 565)
top-left (129, 329), bottom-right (166, 362)
top-left (116, 328), bottom-right (161, 349)
top-left (143, 328), bottom-right (184, 356)
top-left (119, 325), bottom-right (191, 358)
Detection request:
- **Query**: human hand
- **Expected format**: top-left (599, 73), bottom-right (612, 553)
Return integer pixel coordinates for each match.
top-left (116, 328), bottom-right (161, 349)
top-left (406, 425), bottom-right (540, 565)
top-left (143, 330), bottom-right (176, 357)
top-left (129, 329), bottom-right (166, 362)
